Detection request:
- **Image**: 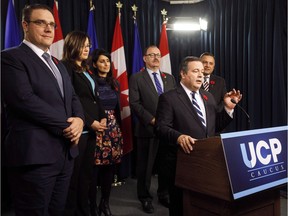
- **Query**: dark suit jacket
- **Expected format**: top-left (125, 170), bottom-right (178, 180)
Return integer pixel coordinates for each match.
top-left (129, 69), bottom-right (176, 137)
top-left (156, 85), bottom-right (232, 147)
top-left (62, 61), bottom-right (106, 132)
top-left (1, 43), bottom-right (84, 166)
top-left (201, 74), bottom-right (227, 110)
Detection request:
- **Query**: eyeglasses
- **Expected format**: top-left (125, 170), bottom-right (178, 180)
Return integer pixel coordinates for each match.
top-left (82, 44), bottom-right (92, 49)
top-left (145, 53), bottom-right (161, 58)
top-left (26, 20), bottom-right (57, 29)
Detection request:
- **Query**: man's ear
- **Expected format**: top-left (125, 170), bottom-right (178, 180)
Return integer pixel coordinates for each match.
top-left (22, 21), bottom-right (28, 33)
top-left (180, 71), bottom-right (185, 79)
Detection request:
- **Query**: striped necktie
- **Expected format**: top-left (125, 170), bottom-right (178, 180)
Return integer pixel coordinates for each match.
top-left (152, 72), bottom-right (163, 95)
top-left (191, 91), bottom-right (206, 127)
top-left (203, 76), bottom-right (209, 91)
top-left (42, 52), bottom-right (64, 97)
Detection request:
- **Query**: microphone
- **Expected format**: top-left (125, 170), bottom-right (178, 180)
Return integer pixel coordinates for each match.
top-left (231, 99), bottom-right (250, 129)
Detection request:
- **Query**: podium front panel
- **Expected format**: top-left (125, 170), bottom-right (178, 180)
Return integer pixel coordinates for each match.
top-left (221, 126), bottom-right (288, 199)
top-left (175, 136), bottom-right (232, 201)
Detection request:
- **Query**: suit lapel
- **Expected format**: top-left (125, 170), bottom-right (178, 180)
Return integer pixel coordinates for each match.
top-left (177, 87), bottom-right (198, 118)
top-left (160, 71), bottom-right (167, 92)
top-left (51, 56), bottom-right (67, 99)
top-left (78, 72), bottom-right (97, 98)
top-left (143, 70), bottom-right (158, 97)
top-left (21, 44), bottom-right (64, 99)
top-left (177, 86), bottom-right (207, 130)
top-left (208, 75), bottom-right (216, 92)
top-left (199, 89), bottom-right (209, 129)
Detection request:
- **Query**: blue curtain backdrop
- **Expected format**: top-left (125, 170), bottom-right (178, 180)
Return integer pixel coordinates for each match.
top-left (1, 0), bottom-right (287, 210)
top-left (1, 0), bottom-right (287, 141)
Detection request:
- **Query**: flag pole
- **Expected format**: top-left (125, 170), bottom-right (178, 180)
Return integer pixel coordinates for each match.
top-left (112, 1), bottom-right (126, 187)
top-left (159, 8), bottom-right (172, 74)
top-left (131, 4), bottom-right (144, 75)
top-left (87, 0), bottom-right (98, 50)
top-left (116, 1), bottom-right (123, 19)
top-left (132, 4), bottom-right (137, 20)
top-left (161, 8), bottom-right (168, 24)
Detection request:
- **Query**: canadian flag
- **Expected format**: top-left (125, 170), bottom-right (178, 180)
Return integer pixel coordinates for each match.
top-left (159, 21), bottom-right (172, 74)
top-left (50, 1), bottom-right (64, 59)
top-left (111, 14), bottom-right (133, 154)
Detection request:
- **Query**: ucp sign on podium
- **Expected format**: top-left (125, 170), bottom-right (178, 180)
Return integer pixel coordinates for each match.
top-left (221, 126), bottom-right (287, 199)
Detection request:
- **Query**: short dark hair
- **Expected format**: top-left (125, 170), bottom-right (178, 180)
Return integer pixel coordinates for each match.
top-left (22, 4), bottom-right (53, 22)
top-left (143, 45), bottom-right (159, 56)
top-left (178, 56), bottom-right (202, 80)
top-left (200, 52), bottom-right (215, 59)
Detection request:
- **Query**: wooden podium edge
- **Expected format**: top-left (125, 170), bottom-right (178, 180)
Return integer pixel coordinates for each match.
top-left (175, 136), bottom-right (232, 201)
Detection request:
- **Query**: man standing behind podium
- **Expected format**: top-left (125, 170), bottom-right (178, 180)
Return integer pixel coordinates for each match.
top-left (155, 56), bottom-right (242, 216)
top-left (200, 52), bottom-right (227, 111)
top-left (1, 4), bottom-right (84, 215)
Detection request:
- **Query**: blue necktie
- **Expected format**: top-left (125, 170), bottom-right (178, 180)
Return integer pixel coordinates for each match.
top-left (152, 72), bottom-right (163, 95)
top-left (42, 52), bottom-right (64, 97)
top-left (191, 91), bottom-right (206, 127)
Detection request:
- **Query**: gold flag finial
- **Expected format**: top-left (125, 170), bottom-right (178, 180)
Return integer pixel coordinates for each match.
top-left (89, 0), bottom-right (95, 10)
top-left (161, 9), bottom-right (168, 22)
top-left (116, 1), bottom-right (123, 14)
top-left (132, 4), bottom-right (138, 20)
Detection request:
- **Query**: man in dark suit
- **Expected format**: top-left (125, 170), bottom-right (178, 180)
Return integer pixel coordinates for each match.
top-left (200, 52), bottom-right (227, 111)
top-left (155, 56), bottom-right (242, 216)
top-left (1, 4), bottom-right (84, 215)
top-left (129, 45), bottom-right (176, 213)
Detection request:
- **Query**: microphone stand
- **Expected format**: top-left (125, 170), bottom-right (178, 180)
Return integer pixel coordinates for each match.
top-left (231, 99), bottom-right (250, 130)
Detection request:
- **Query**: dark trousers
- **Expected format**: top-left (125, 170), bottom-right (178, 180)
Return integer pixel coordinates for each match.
top-left (166, 147), bottom-right (183, 216)
top-left (156, 141), bottom-right (170, 199)
top-left (136, 137), bottom-right (159, 201)
top-left (65, 134), bottom-right (95, 216)
top-left (8, 148), bottom-right (74, 216)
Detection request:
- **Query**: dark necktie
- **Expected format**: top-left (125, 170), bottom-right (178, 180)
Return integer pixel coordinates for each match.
top-left (152, 72), bottom-right (163, 95)
top-left (42, 52), bottom-right (64, 97)
top-left (191, 91), bottom-right (206, 127)
top-left (203, 76), bottom-right (209, 91)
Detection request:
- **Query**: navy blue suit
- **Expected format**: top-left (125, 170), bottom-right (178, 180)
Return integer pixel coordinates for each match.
top-left (1, 43), bottom-right (84, 215)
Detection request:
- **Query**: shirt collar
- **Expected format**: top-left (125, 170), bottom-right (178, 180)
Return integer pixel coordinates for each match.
top-left (147, 68), bottom-right (160, 75)
top-left (23, 39), bottom-right (51, 58)
top-left (180, 82), bottom-right (200, 96)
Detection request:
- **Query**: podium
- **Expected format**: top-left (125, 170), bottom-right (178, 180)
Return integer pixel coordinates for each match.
top-left (175, 136), bottom-right (282, 216)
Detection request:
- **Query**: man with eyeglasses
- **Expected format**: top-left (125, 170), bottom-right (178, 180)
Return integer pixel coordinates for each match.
top-left (1, 4), bottom-right (84, 215)
top-left (129, 45), bottom-right (177, 213)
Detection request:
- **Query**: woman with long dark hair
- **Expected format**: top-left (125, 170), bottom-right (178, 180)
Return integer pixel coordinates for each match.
top-left (62, 31), bottom-right (107, 216)
top-left (89, 48), bottom-right (123, 216)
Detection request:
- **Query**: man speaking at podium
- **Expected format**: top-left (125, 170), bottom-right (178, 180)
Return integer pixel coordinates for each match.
top-left (155, 56), bottom-right (242, 216)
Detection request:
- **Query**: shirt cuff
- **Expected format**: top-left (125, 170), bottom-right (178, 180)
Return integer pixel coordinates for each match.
top-left (225, 107), bottom-right (234, 118)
